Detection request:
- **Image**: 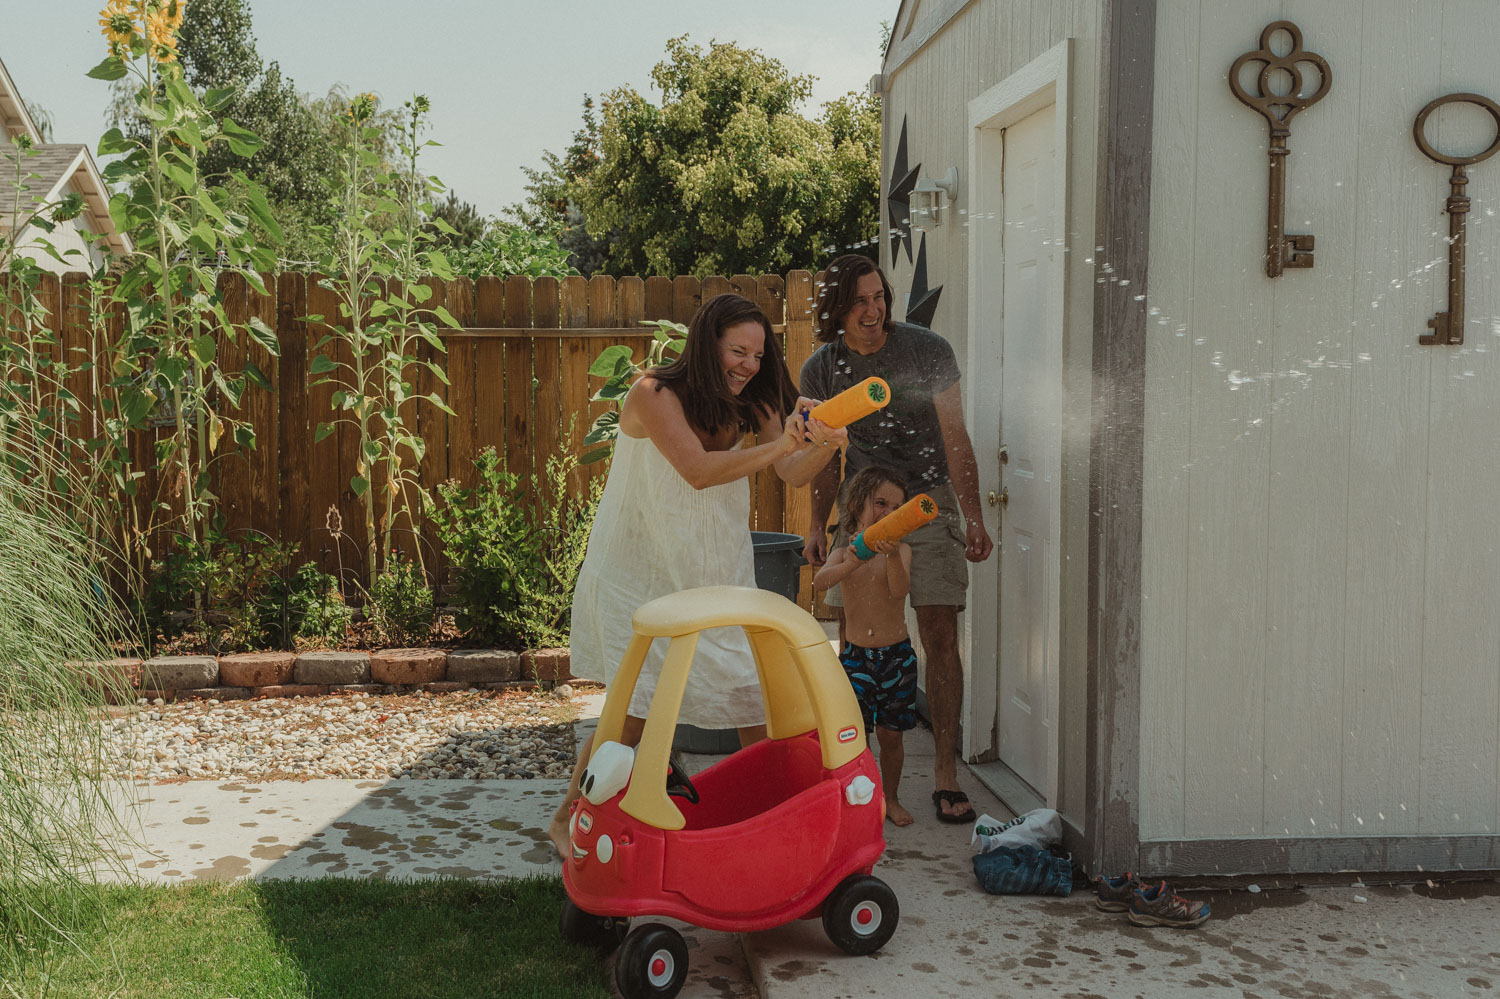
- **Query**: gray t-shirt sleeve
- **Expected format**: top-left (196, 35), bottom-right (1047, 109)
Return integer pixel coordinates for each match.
top-left (919, 329), bottom-right (961, 396)
top-left (799, 348), bottom-right (830, 401)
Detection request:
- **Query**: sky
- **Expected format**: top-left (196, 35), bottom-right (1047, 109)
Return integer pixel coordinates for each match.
top-left (4, 0), bottom-right (891, 218)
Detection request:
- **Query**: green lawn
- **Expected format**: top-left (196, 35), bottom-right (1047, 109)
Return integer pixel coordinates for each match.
top-left (3, 876), bottom-right (612, 999)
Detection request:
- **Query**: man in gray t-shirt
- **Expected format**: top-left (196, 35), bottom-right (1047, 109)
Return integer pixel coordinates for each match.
top-left (799, 255), bottom-right (993, 826)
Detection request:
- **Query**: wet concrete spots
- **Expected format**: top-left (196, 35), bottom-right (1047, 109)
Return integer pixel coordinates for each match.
top-left (942, 888), bottom-right (964, 897)
top-left (162, 869), bottom-right (181, 877)
top-left (488, 818), bottom-right (522, 831)
top-left (1468, 978), bottom-right (1493, 990)
top-left (1114, 948), bottom-right (1138, 958)
top-left (956, 946), bottom-right (973, 957)
top-left (521, 843), bottom-right (554, 865)
top-left (1193, 973), bottom-right (1235, 988)
top-left (182, 816), bottom-right (209, 825)
top-left (332, 821), bottom-right (407, 852)
top-left (257, 836), bottom-right (278, 843)
top-left (1022, 957), bottom-right (1052, 969)
top-left (438, 800), bottom-right (471, 811)
top-left (770, 959), bottom-right (823, 982)
top-left (911, 962), bottom-right (938, 973)
top-left (304, 851), bottom-right (349, 871)
top-left (1066, 944), bottom-right (1102, 957)
top-left (191, 854), bottom-right (250, 881)
top-left (239, 822), bottom-right (258, 827)
top-left (1345, 946), bottom-right (1368, 956)
top-left (250, 843), bottom-right (294, 861)
top-left (1415, 880), bottom-right (1500, 901)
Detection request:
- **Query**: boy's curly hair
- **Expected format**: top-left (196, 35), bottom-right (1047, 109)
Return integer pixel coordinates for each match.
top-left (840, 466), bottom-right (908, 538)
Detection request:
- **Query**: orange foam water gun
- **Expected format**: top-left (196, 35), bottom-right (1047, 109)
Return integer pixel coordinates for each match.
top-left (806, 376), bottom-right (890, 430)
top-left (851, 493), bottom-right (938, 560)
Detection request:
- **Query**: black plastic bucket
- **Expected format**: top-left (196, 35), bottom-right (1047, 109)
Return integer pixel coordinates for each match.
top-left (672, 532), bottom-right (807, 754)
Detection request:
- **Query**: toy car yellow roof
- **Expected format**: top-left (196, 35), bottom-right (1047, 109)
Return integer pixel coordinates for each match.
top-left (593, 585), bottom-right (868, 830)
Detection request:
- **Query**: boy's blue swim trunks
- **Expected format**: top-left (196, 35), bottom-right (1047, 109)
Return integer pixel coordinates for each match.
top-left (839, 637), bottom-right (918, 732)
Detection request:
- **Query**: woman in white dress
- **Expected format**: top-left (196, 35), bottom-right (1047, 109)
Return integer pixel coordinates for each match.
top-left (549, 293), bottom-right (843, 857)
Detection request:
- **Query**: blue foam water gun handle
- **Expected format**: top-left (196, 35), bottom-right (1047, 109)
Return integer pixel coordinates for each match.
top-left (850, 531), bottom-right (877, 561)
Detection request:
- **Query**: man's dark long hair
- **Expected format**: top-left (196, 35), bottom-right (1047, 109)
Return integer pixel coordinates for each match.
top-left (651, 293), bottom-right (798, 437)
top-left (813, 254), bottom-right (896, 344)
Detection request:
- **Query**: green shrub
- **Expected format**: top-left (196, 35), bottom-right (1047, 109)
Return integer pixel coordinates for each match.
top-left (142, 532), bottom-right (296, 653)
top-left (265, 562), bottom-right (353, 649)
top-left (433, 439), bottom-right (600, 648)
top-left (365, 551), bottom-right (434, 647)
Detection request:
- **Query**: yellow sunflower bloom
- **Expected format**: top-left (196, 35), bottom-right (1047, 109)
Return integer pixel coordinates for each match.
top-left (97, 0), bottom-right (136, 45)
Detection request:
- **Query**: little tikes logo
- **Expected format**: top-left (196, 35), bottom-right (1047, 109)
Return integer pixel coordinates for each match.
top-left (838, 727), bottom-right (858, 743)
top-left (578, 810), bottom-right (593, 834)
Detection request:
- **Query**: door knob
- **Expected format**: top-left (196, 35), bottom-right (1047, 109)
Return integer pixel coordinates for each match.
top-left (987, 487), bottom-right (1009, 508)
top-left (999, 445), bottom-right (1009, 466)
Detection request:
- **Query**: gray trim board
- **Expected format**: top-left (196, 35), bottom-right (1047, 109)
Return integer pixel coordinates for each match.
top-left (1139, 836), bottom-right (1500, 879)
top-left (1085, 0), bottom-right (1156, 878)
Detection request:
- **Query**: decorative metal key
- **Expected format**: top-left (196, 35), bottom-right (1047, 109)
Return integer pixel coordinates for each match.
top-left (1229, 21), bottom-right (1332, 277)
top-left (1413, 93), bottom-right (1500, 346)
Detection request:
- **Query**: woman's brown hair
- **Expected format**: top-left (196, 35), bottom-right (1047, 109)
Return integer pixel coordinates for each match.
top-left (840, 466), bottom-right (908, 538)
top-left (650, 293), bottom-right (799, 437)
top-left (814, 254), bottom-right (895, 344)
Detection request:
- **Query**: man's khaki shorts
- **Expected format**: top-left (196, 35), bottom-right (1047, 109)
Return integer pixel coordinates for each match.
top-left (821, 482), bottom-right (968, 610)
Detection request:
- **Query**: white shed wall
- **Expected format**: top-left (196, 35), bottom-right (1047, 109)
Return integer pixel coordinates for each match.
top-left (882, 0), bottom-right (1104, 824)
top-left (1143, 0), bottom-right (1500, 842)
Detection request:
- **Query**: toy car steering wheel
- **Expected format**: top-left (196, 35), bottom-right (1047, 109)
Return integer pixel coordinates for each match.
top-left (665, 758), bottom-right (700, 805)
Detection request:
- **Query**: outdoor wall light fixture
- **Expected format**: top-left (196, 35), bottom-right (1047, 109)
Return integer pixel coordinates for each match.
top-left (911, 167), bottom-right (958, 231)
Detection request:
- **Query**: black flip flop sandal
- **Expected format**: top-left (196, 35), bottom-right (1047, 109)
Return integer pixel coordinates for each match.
top-left (932, 789), bottom-right (975, 824)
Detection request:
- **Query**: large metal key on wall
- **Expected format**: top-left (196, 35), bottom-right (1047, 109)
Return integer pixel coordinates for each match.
top-left (1413, 93), bottom-right (1500, 346)
top-left (1229, 21), bottom-right (1332, 278)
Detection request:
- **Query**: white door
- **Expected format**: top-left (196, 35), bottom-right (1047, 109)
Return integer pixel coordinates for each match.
top-left (994, 106), bottom-right (1061, 796)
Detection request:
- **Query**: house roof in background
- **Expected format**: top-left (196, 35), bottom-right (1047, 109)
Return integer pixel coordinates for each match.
top-left (0, 55), bottom-right (44, 142)
top-left (0, 54), bottom-right (129, 257)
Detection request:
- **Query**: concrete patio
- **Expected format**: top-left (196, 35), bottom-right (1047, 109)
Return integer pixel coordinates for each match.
top-left (101, 687), bottom-right (1500, 999)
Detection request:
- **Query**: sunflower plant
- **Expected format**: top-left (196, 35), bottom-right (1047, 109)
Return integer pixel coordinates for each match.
top-left (87, 0), bottom-right (283, 578)
top-left (311, 93), bottom-right (457, 584)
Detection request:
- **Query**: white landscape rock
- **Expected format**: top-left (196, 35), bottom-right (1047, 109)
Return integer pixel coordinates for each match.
top-left (97, 690), bottom-right (579, 782)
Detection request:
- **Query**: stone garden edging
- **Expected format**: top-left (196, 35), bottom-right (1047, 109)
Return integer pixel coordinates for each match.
top-left (81, 647), bottom-right (574, 704)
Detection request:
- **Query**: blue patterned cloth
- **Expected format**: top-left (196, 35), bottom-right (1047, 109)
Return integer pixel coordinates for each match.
top-left (973, 844), bottom-right (1073, 896)
top-left (839, 638), bottom-right (918, 731)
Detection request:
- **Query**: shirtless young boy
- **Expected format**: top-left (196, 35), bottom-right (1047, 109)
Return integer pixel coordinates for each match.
top-left (812, 466), bottom-right (917, 826)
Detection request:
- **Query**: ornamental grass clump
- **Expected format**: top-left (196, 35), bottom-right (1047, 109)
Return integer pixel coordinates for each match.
top-left (0, 457), bottom-right (138, 973)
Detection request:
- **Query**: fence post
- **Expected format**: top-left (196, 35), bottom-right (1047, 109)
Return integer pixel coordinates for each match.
top-left (472, 276), bottom-right (504, 476)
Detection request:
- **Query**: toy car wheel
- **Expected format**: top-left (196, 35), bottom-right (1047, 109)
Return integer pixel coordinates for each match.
top-left (558, 898), bottom-right (629, 954)
top-left (615, 922), bottom-right (688, 999)
top-left (822, 874), bottom-right (899, 955)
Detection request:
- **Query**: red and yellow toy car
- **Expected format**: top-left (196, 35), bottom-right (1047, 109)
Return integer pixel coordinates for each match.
top-left (560, 585), bottom-right (899, 999)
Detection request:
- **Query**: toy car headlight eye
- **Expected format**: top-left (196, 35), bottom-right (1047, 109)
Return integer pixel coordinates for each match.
top-left (582, 741), bottom-right (636, 805)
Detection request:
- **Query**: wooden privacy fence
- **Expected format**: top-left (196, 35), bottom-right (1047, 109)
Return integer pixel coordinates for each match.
top-left (30, 269), bottom-right (824, 601)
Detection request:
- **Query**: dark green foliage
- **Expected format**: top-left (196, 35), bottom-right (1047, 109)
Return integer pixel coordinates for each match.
top-left (432, 443), bottom-right (600, 648)
top-left (430, 449), bottom-right (534, 645)
top-left (572, 36), bottom-right (883, 276)
top-left (423, 190), bottom-right (486, 253)
top-left (447, 220), bottom-right (577, 280)
top-left (264, 561), bottom-right (352, 648)
top-left (142, 532), bottom-right (297, 653)
top-left (365, 550), bottom-right (434, 647)
top-left (509, 96), bottom-right (612, 275)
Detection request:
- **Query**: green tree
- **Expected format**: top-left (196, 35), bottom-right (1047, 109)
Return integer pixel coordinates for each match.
top-left (574, 36), bottom-right (881, 276)
top-left (509, 96), bottom-right (610, 275)
top-left (107, 0), bottom-right (340, 264)
top-left (424, 190), bottom-right (486, 253)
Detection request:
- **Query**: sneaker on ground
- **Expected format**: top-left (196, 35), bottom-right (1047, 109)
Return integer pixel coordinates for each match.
top-left (1127, 881), bottom-right (1211, 928)
top-left (1094, 872), bottom-right (1144, 912)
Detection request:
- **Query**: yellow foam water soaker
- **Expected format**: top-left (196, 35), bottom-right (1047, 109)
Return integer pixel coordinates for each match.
top-left (851, 493), bottom-right (938, 560)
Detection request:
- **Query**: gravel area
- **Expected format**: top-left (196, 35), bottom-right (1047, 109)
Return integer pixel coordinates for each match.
top-left (98, 688), bottom-right (580, 782)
